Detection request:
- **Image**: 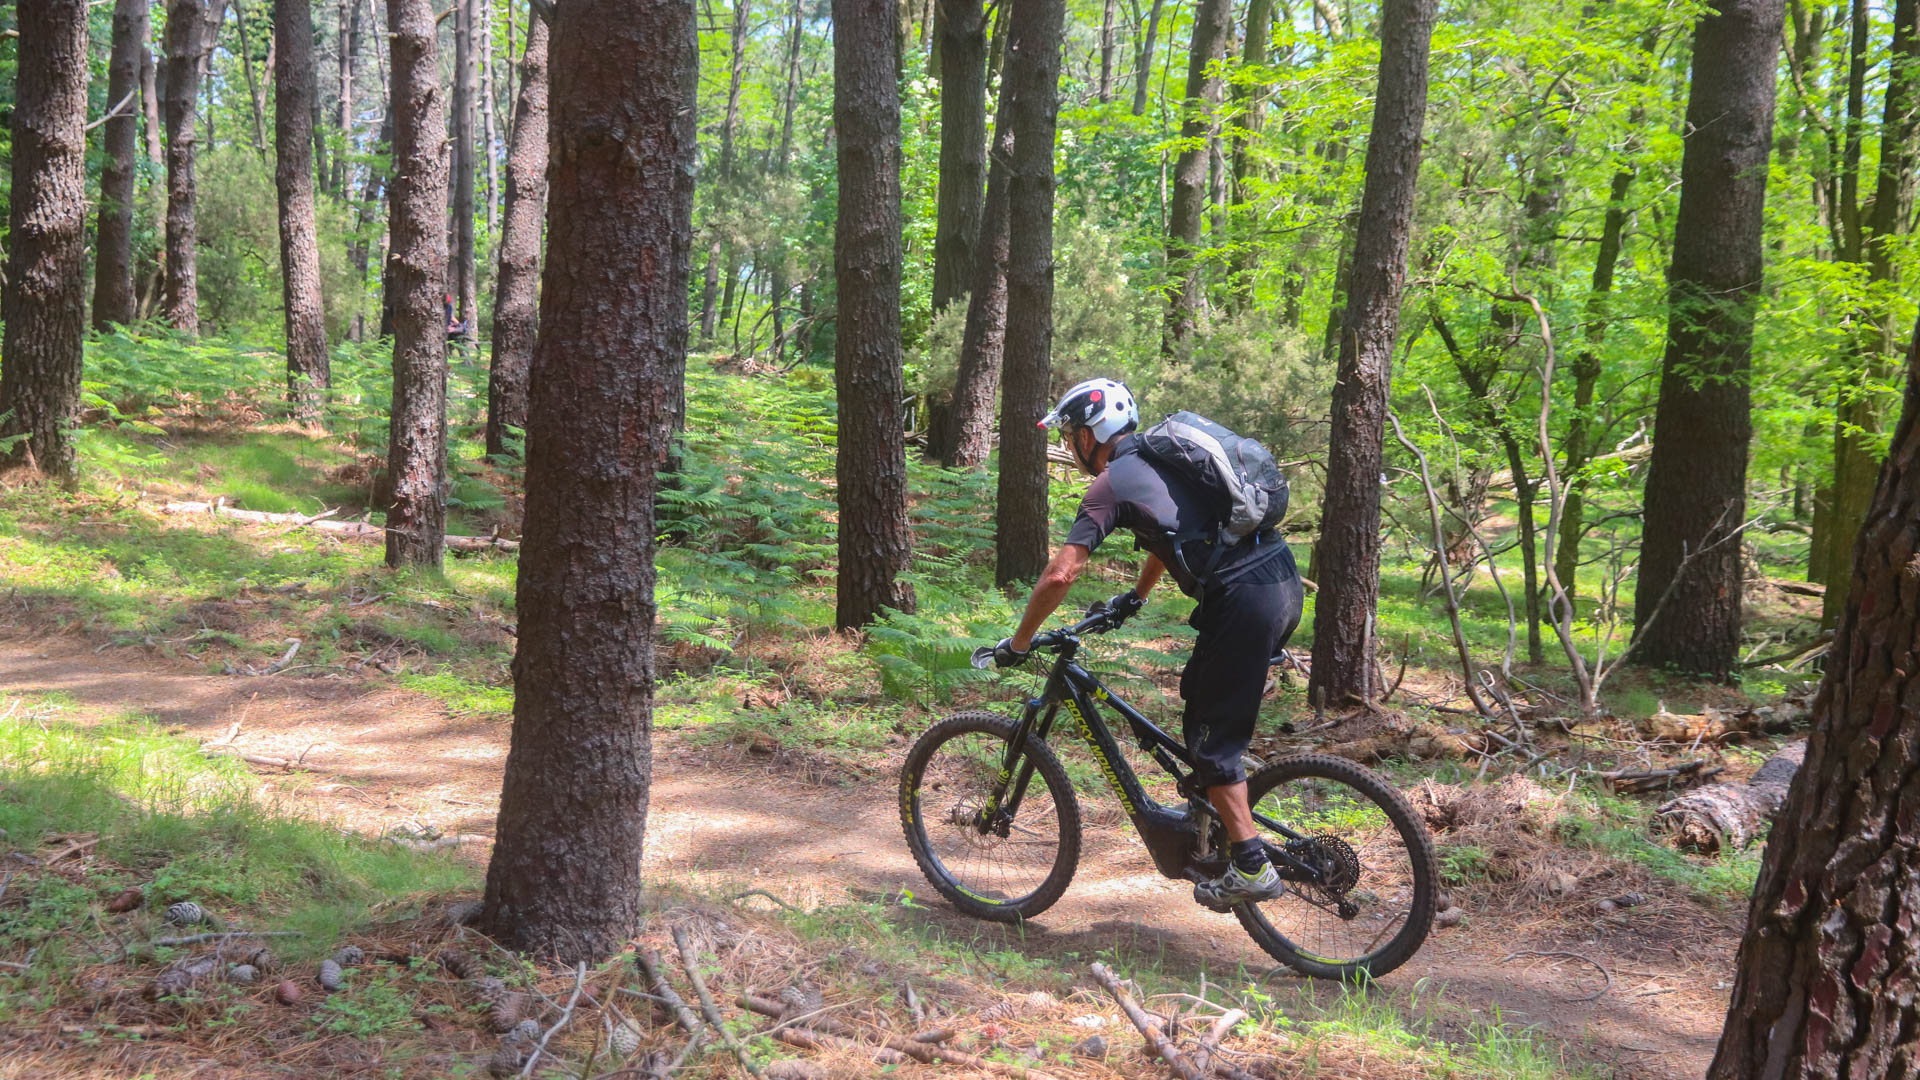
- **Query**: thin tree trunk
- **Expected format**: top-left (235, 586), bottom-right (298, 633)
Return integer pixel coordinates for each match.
top-left (383, 0), bottom-right (451, 569)
top-left (93, 0), bottom-right (148, 330)
top-left (451, 0), bottom-right (479, 340)
top-left (1226, 0), bottom-right (1271, 310)
top-left (1555, 159), bottom-right (1638, 599)
top-left (1131, 0), bottom-right (1164, 116)
top-left (234, 0), bottom-right (270, 157)
top-left (351, 107), bottom-right (392, 340)
top-left (485, 3), bottom-right (549, 458)
top-left (768, 0), bottom-right (804, 364)
top-left (702, 0), bottom-right (751, 351)
top-left (993, 0), bottom-right (1065, 587)
top-left (275, 0), bottom-right (329, 420)
top-left (1098, 0), bottom-right (1117, 102)
top-left (1632, 0), bottom-right (1784, 678)
top-left (1161, 0), bottom-right (1231, 360)
top-left (1306, 0), bottom-right (1436, 708)
top-left (161, 0), bottom-right (215, 333)
top-left (137, 36), bottom-right (166, 319)
top-left (833, 0), bottom-right (917, 627)
top-left (1709, 314), bottom-right (1920, 1080)
top-left (143, 41), bottom-right (165, 165)
top-left (479, 0), bottom-right (695, 964)
top-left (1, 0), bottom-right (90, 485)
top-left (931, 0), bottom-right (987, 315)
top-left (942, 76), bottom-right (1013, 469)
top-left (1821, 0), bottom-right (1919, 629)
top-left (479, 0), bottom-right (499, 235)
top-left (333, 0), bottom-right (360, 197)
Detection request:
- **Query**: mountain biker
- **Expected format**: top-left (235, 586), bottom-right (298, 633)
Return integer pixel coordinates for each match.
top-left (990, 378), bottom-right (1306, 911)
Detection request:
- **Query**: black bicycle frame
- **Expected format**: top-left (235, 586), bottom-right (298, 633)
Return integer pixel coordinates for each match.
top-left (984, 632), bottom-right (1323, 884)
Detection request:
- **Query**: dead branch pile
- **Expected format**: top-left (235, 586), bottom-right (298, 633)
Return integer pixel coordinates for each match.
top-left (1326, 710), bottom-right (1488, 763)
top-left (160, 500), bottom-right (519, 553)
top-left (1656, 741), bottom-right (1806, 853)
top-left (1636, 694), bottom-right (1812, 743)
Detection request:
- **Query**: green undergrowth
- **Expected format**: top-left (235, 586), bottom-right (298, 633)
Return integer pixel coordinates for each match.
top-left (0, 697), bottom-right (476, 1016)
top-left (1560, 787), bottom-right (1765, 904)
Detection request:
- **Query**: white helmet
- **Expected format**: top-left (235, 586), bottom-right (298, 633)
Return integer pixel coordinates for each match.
top-left (1039, 378), bottom-right (1139, 444)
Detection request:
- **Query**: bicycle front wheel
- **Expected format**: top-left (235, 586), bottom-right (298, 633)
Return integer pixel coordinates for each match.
top-left (899, 711), bottom-right (1082, 922)
top-left (1234, 752), bottom-right (1437, 980)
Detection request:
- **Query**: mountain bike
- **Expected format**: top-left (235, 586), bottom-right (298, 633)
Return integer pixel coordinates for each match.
top-left (898, 608), bottom-right (1437, 980)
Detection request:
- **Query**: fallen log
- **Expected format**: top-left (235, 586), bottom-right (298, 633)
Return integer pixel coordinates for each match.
top-left (161, 501), bottom-right (519, 553)
top-left (739, 991), bottom-right (1061, 1080)
top-left (1656, 741), bottom-right (1806, 853)
top-left (1599, 760), bottom-right (1724, 795)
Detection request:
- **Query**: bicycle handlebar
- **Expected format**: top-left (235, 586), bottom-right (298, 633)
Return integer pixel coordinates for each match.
top-left (969, 611), bottom-right (1118, 670)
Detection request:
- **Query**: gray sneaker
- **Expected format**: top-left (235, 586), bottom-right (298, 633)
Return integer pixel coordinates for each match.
top-left (1194, 860), bottom-right (1285, 912)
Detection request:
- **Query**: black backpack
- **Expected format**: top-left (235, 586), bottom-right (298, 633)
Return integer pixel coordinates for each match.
top-left (1136, 411), bottom-right (1290, 583)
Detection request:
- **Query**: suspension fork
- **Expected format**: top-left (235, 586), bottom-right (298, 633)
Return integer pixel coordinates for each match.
top-left (977, 697), bottom-right (1056, 834)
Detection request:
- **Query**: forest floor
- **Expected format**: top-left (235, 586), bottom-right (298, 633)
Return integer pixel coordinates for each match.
top-left (0, 632), bottom-right (1753, 1079)
top-left (0, 342), bottom-right (1827, 1077)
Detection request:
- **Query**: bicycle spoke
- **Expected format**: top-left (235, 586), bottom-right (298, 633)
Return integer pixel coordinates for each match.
top-left (915, 729), bottom-right (1064, 906)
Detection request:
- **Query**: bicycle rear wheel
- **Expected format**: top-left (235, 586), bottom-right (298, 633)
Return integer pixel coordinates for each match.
top-left (899, 711), bottom-right (1082, 921)
top-left (1233, 752), bottom-right (1436, 980)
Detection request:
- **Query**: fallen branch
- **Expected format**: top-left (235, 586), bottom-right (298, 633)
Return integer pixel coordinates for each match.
top-left (772, 1025), bottom-right (914, 1064)
top-left (148, 930), bottom-right (304, 947)
top-left (161, 501), bottom-right (519, 553)
top-left (1498, 950), bottom-right (1612, 1002)
top-left (1090, 962), bottom-right (1203, 1080)
top-left (672, 925), bottom-right (762, 1076)
top-left (1656, 742), bottom-right (1806, 852)
top-left (1191, 1008), bottom-right (1247, 1075)
top-left (638, 949), bottom-right (703, 1034)
top-left (518, 961), bottom-right (588, 1079)
top-left (1599, 760), bottom-right (1719, 794)
top-left (738, 992), bottom-right (1060, 1079)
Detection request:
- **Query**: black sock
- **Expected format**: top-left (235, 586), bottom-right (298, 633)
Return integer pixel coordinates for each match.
top-left (1231, 838), bottom-right (1268, 874)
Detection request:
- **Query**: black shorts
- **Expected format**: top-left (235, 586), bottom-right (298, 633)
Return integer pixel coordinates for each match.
top-left (1180, 550), bottom-right (1304, 789)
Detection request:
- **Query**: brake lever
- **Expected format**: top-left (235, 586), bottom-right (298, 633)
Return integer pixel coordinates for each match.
top-left (970, 645), bottom-right (995, 670)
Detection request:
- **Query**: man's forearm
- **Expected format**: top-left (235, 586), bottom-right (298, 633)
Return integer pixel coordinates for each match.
top-left (1012, 575), bottom-right (1074, 649)
top-left (1135, 554), bottom-right (1166, 598)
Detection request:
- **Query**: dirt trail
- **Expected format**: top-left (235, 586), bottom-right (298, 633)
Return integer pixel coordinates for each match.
top-left (0, 638), bottom-right (1735, 1079)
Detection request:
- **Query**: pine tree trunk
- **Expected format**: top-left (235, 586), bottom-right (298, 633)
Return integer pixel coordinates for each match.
top-left (833, 0), bottom-right (917, 628)
top-left (1821, 0), bottom-right (1918, 629)
top-left (479, 0), bottom-right (695, 963)
top-left (768, 0), bottom-right (804, 364)
top-left (1098, 0), bottom-right (1116, 102)
top-left (93, 0), bottom-right (147, 330)
top-left (161, 0), bottom-right (214, 333)
top-left (275, 0), bottom-right (330, 420)
top-left (1709, 315), bottom-right (1920, 1080)
top-left (930, 0), bottom-right (987, 315)
top-left (942, 75), bottom-right (1014, 469)
top-left (1131, 0), bottom-right (1164, 116)
top-left (451, 0), bottom-right (479, 340)
top-left (479, 0), bottom-right (499, 235)
top-left (235, 0), bottom-right (270, 158)
top-left (1555, 160), bottom-right (1637, 599)
top-left (137, 39), bottom-right (166, 318)
top-left (1306, 0), bottom-right (1436, 708)
top-left (1, 0), bottom-right (90, 485)
top-left (383, 0), bottom-right (451, 569)
top-left (1160, 0), bottom-right (1230, 360)
top-left (1632, 0), bottom-right (1783, 678)
top-left (485, 4), bottom-right (549, 458)
top-left (993, 0), bottom-right (1064, 588)
top-left (333, 0), bottom-right (360, 197)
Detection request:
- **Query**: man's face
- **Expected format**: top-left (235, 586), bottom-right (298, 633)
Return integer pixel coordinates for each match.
top-left (1068, 426), bottom-right (1102, 477)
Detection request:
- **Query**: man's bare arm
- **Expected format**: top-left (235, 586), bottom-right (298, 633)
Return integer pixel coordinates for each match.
top-left (1011, 544), bottom-right (1091, 650)
top-left (1133, 553), bottom-right (1166, 599)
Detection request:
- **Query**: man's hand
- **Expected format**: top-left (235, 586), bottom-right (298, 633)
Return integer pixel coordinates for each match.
top-left (1090, 590), bottom-right (1146, 626)
top-left (991, 637), bottom-right (1031, 668)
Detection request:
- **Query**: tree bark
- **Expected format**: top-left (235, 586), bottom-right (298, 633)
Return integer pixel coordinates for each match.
top-left (993, 0), bottom-right (1065, 587)
top-left (485, 3), bottom-right (550, 457)
top-left (940, 96), bottom-right (1012, 470)
top-left (93, 0), bottom-right (148, 331)
top-left (1657, 741), bottom-right (1804, 854)
top-left (1305, 0), bottom-right (1436, 708)
top-left (1098, 0), bottom-right (1117, 103)
top-left (276, 0), bottom-right (331, 421)
top-left (234, 0), bottom-right (270, 158)
top-left (1131, 0), bottom-right (1164, 116)
top-left (1632, 0), bottom-right (1783, 678)
top-left (1161, 0), bottom-right (1231, 360)
top-left (451, 0), bottom-right (480, 341)
top-left (833, 0), bottom-right (918, 627)
top-left (1709, 316), bottom-right (1920, 1080)
top-left (480, 0), bottom-right (696, 964)
top-left (383, 0), bottom-right (451, 569)
top-left (931, 0), bottom-right (987, 316)
top-left (1820, 0), bottom-right (1919, 629)
top-left (479, 0), bottom-right (499, 235)
top-left (332, 0), bottom-right (361, 197)
top-left (161, 0), bottom-right (216, 333)
top-left (1, 0), bottom-right (90, 485)
top-left (768, 0), bottom-right (805, 364)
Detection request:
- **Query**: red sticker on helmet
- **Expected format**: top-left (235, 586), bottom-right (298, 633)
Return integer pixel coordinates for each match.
top-left (1089, 390), bottom-right (1103, 403)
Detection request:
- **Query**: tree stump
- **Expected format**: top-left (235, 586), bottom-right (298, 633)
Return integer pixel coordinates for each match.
top-left (1655, 741), bottom-right (1805, 853)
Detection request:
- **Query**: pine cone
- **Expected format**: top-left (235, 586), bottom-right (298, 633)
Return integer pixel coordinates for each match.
top-left (244, 946), bottom-right (275, 971)
top-left (332, 945), bottom-right (365, 968)
top-left (440, 949), bottom-right (481, 980)
top-left (317, 959), bottom-right (345, 992)
top-left (609, 1017), bottom-right (644, 1057)
top-left (474, 975), bottom-right (507, 1001)
top-left (488, 991), bottom-right (528, 1033)
top-left (443, 899), bottom-right (486, 927)
top-left (485, 1042), bottom-right (528, 1078)
top-left (505, 1017), bottom-right (540, 1045)
top-left (163, 901), bottom-right (205, 926)
top-left (105, 887), bottom-right (144, 913)
top-left (147, 955), bottom-right (217, 999)
top-left (226, 963), bottom-right (259, 985)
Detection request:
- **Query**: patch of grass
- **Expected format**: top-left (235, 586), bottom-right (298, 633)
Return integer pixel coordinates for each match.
top-left (1558, 788), bottom-right (1763, 904)
top-left (0, 698), bottom-right (478, 973)
top-left (1437, 842), bottom-right (1495, 886)
top-left (398, 672), bottom-right (514, 718)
